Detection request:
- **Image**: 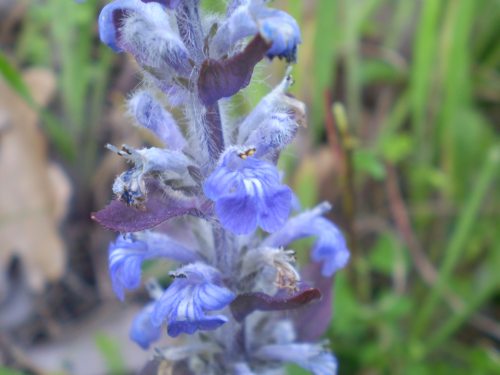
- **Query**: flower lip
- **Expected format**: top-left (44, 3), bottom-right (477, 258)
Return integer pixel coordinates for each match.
top-left (151, 263), bottom-right (235, 337)
top-left (203, 148), bottom-right (292, 235)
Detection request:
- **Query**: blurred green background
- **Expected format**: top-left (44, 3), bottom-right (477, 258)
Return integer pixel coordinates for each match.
top-left (0, 0), bottom-right (498, 374)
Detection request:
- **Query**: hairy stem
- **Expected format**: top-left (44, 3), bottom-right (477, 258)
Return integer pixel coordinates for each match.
top-left (176, 0), bottom-right (225, 162)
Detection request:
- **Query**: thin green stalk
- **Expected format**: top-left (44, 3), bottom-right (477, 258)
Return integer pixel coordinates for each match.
top-left (373, 90), bottom-right (409, 155)
top-left (410, 0), bottom-right (441, 162)
top-left (423, 280), bottom-right (498, 357)
top-left (386, 0), bottom-right (416, 49)
top-left (344, 0), bottom-right (361, 129)
top-left (412, 145), bottom-right (500, 338)
top-left (311, 0), bottom-right (340, 139)
top-left (334, 103), bottom-right (370, 302)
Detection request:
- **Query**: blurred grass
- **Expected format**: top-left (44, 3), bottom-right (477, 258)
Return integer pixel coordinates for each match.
top-left (281, 0), bottom-right (500, 373)
top-left (15, 0), bottom-right (114, 177)
top-left (0, 0), bottom-right (498, 374)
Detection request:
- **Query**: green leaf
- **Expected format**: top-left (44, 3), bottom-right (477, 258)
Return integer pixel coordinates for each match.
top-left (360, 59), bottom-right (406, 85)
top-left (353, 149), bottom-right (386, 180)
top-left (0, 51), bottom-right (75, 160)
top-left (286, 364), bottom-right (309, 375)
top-left (311, 0), bottom-right (340, 139)
top-left (94, 332), bottom-right (126, 375)
top-left (0, 368), bottom-right (26, 375)
top-left (368, 233), bottom-right (404, 275)
top-left (0, 52), bottom-right (35, 106)
top-left (381, 134), bottom-right (414, 163)
top-left (294, 158), bottom-right (318, 209)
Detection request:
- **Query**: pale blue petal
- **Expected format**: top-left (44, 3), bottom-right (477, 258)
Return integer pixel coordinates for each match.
top-left (108, 232), bottom-right (199, 301)
top-left (129, 91), bottom-right (187, 150)
top-left (130, 304), bottom-right (161, 349)
top-left (259, 186), bottom-right (293, 233)
top-left (151, 263), bottom-right (235, 337)
top-left (215, 193), bottom-right (259, 235)
top-left (98, 0), bottom-right (139, 52)
top-left (204, 148), bottom-right (292, 235)
top-left (263, 203), bottom-right (350, 276)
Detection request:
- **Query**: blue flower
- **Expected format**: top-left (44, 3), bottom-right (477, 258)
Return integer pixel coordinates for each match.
top-left (212, 0), bottom-right (301, 61)
top-left (254, 7), bottom-right (301, 62)
top-left (254, 343), bottom-right (338, 375)
top-left (130, 303), bottom-right (161, 349)
top-left (109, 233), bottom-right (200, 300)
top-left (204, 148), bottom-right (292, 235)
top-left (151, 263), bottom-right (235, 337)
top-left (310, 218), bottom-right (350, 277)
top-left (99, 0), bottom-right (189, 74)
top-left (98, 0), bottom-right (140, 52)
top-left (263, 203), bottom-right (350, 277)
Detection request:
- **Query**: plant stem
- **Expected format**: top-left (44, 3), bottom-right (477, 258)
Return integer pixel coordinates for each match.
top-left (176, 0), bottom-right (224, 163)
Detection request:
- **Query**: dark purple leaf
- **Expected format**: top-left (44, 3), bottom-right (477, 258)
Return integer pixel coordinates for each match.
top-left (198, 34), bottom-right (271, 106)
top-left (292, 263), bottom-right (334, 342)
top-left (92, 183), bottom-right (209, 232)
top-left (230, 284), bottom-right (321, 322)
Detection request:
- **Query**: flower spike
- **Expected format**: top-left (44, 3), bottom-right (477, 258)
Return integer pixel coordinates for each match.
top-left (94, 0), bottom-right (347, 371)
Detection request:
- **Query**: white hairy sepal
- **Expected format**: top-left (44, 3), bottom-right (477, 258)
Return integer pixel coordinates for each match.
top-left (120, 4), bottom-right (190, 74)
top-left (237, 72), bottom-right (298, 145)
top-left (244, 312), bottom-right (297, 350)
top-left (239, 247), bottom-right (300, 293)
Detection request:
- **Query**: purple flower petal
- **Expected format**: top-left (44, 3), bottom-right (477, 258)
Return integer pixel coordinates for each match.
top-left (197, 34), bottom-right (271, 106)
top-left (230, 285), bottom-right (321, 321)
top-left (92, 182), bottom-right (207, 232)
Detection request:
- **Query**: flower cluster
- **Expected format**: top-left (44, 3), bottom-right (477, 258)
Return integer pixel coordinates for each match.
top-left (93, 1), bottom-right (350, 374)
